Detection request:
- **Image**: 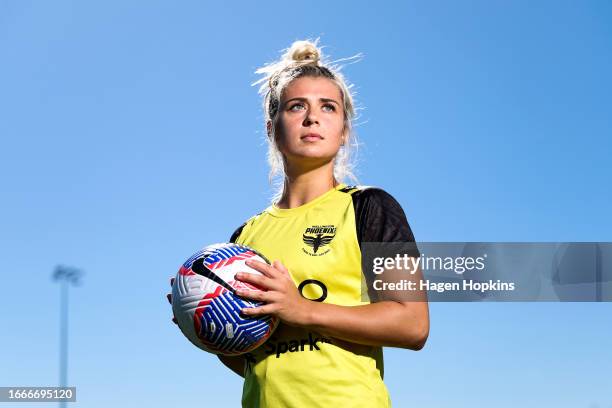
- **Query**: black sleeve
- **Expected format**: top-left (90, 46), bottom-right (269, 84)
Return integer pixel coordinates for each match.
top-left (351, 187), bottom-right (420, 257)
top-left (352, 188), bottom-right (421, 303)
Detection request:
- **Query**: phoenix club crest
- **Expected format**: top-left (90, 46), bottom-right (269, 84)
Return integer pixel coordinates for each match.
top-left (302, 225), bottom-right (337, 256)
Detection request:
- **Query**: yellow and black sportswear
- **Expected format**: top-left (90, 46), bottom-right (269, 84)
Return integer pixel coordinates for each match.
top-left (230, 184), bottom-right (419, 408)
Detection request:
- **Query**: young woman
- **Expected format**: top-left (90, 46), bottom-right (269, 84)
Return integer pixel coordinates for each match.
top-left (169, 39), bottom-right (428, 407)
top-left (219, 40), bottom-right (429, 407)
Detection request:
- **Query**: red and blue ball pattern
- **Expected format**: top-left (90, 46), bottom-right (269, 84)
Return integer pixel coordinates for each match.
top-left (172, 243), bottom-right (279, 356)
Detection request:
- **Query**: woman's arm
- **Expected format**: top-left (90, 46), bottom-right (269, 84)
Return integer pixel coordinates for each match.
top-left (236, 259), bottom-right (429, 350)
top-left (305, 298), bottom-right (429, 350)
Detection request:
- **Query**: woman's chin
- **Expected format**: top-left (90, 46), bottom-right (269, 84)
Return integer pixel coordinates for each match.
top-left (286, 146), bottom-right (338, 160)
top-left (284, 152), bottom-right (335, 168)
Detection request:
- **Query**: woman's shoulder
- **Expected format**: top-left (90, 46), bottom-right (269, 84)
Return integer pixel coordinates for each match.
top-left (340, 185), bottom-right (417, 244)
top-left (338, 185), bottom-right (404, 210)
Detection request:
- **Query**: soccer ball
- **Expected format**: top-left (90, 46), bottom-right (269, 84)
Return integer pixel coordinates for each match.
top-left (172, 243), bottom-right (279, 356)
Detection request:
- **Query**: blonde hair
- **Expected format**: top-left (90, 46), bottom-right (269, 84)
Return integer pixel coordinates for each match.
top-left (253, 39), bottom-right (361, 201)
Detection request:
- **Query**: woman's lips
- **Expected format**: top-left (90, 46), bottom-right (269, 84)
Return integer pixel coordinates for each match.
top-left (301, 133), bottom-right (323, 142)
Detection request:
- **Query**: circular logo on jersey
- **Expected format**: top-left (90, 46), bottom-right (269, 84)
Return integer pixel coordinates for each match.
top-left (298, 279), bottom-right (328, 302)
top-left (302, 225), bottom-right (336, 256)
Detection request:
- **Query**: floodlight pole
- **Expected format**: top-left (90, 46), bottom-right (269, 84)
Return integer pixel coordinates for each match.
top-left (53, 266), bottom-right (82, 408)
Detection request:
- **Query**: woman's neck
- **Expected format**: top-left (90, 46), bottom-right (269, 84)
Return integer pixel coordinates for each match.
top-left (276, 163), bottom-right (338, 209)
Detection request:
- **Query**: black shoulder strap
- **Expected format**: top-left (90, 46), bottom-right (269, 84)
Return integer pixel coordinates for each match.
top-left (339, 185), bottom-right (360, 194)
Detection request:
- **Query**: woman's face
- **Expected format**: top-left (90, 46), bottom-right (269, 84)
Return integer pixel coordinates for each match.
top-left (271, 76), bottom-right (346, 168)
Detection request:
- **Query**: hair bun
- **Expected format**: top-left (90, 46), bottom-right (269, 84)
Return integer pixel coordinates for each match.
top-left (285, 40), bottom-right (320, 65)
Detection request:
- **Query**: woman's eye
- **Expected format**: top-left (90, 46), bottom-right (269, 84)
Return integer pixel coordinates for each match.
top-left (322, 104), bottom-right (336, 112)
top-left (289, 103), bottom-right (305, 111)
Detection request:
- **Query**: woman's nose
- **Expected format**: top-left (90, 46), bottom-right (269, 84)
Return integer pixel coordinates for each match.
top-left (304, 110), bottom-right (319, 126)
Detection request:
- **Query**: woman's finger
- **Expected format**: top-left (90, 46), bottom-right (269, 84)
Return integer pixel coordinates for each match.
top-left (245, 259), bottom-right (278, 278)
top-left (235, 272), bottom-right (274, 290)
top-left (241, 304), bottom-right (274, 316)
top-left (236, 289), bottom-right (269, 303)
top-left (272, 260), bottom-right (290, 276)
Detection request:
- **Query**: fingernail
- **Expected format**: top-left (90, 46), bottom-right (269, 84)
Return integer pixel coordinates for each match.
top-left (236, 272), bottom-right (243, 279)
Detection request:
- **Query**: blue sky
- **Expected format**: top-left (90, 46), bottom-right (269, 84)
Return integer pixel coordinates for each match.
top-left (1, 1), bottom-right (611, 407)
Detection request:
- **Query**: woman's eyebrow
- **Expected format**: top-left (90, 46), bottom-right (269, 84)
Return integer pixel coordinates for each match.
top-left (284, 97), bottom-right (340, 105)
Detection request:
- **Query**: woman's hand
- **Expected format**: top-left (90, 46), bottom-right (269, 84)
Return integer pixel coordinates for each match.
top-left (235, 259), bottom-right (312, 327)
top-left (170, 261), bottom-right (428, 350)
